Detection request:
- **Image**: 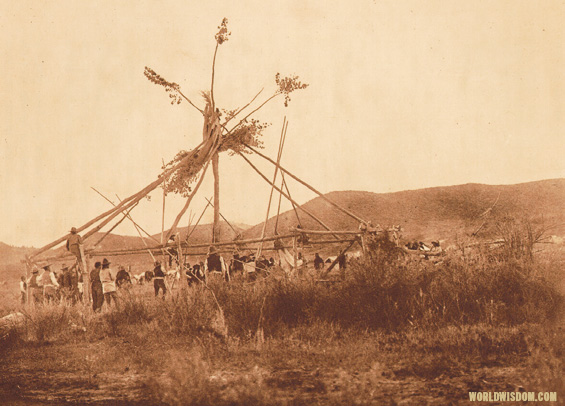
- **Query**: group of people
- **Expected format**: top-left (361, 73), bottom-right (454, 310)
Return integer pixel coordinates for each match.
top-left (22, 258), bottom-right (133, 311)
top-left (22, 264), bottom-right (82, 305)
top-left (90, 258), bottom-right (132, 311)
top-left (21, 227), bottom-right (350, 307)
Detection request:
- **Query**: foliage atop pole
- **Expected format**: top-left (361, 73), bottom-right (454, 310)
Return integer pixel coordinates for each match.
top-left (143, 18), bottom-right (309, 199)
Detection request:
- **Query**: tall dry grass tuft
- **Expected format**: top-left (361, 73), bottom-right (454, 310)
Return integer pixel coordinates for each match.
top-left (142, 347), bottom-right (272, 406)
top-left (4, 240), bottom-right (560, 345)
top-left (524, 325), bottom-right (565, 398)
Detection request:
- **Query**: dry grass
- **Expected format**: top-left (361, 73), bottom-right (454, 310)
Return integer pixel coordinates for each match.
top-left (0, 242), bottom-right (563, 405)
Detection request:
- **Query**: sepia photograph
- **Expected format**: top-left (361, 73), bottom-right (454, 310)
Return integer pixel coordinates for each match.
top-left (1, 1), bottom-right (564, 404)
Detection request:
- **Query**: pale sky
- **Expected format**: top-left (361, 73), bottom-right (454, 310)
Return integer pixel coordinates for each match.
top-left (1, 0), bottom-right (564, 247)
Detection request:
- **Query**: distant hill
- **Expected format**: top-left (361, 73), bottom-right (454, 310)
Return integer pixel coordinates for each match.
top-left (1, 179), bottom-right (564, 275)
top-left (243, 179), bottom-right (565, 242)
top-left (151, 221), bottom-right (249, 246)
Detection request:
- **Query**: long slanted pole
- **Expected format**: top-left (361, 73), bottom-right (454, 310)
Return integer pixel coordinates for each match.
top-left (186, 198), bottom-right (212, 242)
top-left (91, 187), bottom-right (160, 246)
top-left (257, 118), bottom-right (287, 257)
top-left (165, 160), bottom-right (211, 242)
top-left (114, 194), bottom-right (157, 262)
top-left (243, 143), bottom-right (367, 225)
top-left (238, 152), bottom-right (338, 237)
top-left (93, 189), bottom-right (157, 262)
top-left (82, 196), bottom-right (141, 240)
top-left (92, 202), bottom-right (139, 247)
top-left (30, 138), bottom-right (209, 259)
top-left (281, 172), bottom-right (302, 227)
top-left (274, 177), bottom-right (284, 233)
top-left (320, 238), bottom-right (357, 279)
top-left (161, 158), bottom-right (166, 247)
top-left (204, 197), bottom-right (239, 236)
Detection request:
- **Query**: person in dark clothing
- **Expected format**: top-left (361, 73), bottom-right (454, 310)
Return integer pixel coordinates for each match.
top-left (338, 254), bottom-right (347, 271)
top-left (230, 252), bottom-right (243, 275)
top-left (167, 235), bottom-right (179, 268)
top-left (153, 261), bottom-right (167, 297)
top-left (207, 249), bottom-right (222, 273)
top-left (66, 227), bottom-right (83, 262)
top-left (314, 253), bottom-right (325, 270)
top-left (90, 262), bottom-right (104, 312)
top-left (61, 264), bottom-right (79, 304)
top-left (115, 266), bottom-right (132, 288)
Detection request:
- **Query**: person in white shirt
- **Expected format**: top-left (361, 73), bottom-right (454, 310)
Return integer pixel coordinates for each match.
top-left (99, 258), bottom-right (117, 306)
top-left (40, 265), bottom-right (59, 303)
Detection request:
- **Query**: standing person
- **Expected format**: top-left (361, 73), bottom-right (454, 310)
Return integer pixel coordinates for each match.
top-left (99, 258), bottom-right (117, 307)
top-left (153, 261), bottom-right (166, 297)
top-left (27, 267), bottom-right (43, 303)
top-left (40, 265), bottom-right (59, 303)
top-left (230, 251), bottom-right (243, 276)
top-left (19, 276), bottom-right (27, 304)
top-left (167, 235), bottom-right (179, 268)
top-left (90, 262), bottom-right (104, 312)
top-left (314, 253), bottom-right (325, 270)
top-left (206, 246), bottom-right (223, 282)
top-left (66, 227), bottom-right (83, 262)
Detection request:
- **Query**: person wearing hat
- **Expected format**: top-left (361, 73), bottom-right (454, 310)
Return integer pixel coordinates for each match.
top-left (27, 266), bottom-right (43, 304)
top-left (99, 258), bottom-right (117, 307)
top-left (153, 260), bottom-right (167, 297)
top-left (66, 227), bottom-right (84, 262)
top-left (40, 265), bottom-right (60, 303)
top-left (90, 261), bottom-right (104, 312)
top-left (167, 235), bottom-right (179, 268)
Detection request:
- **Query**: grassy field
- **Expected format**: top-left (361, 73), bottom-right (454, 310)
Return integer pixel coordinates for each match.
top-left (1, 238), bottom-right (564, 405)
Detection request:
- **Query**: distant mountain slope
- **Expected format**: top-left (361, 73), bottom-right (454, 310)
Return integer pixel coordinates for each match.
top-left (243, 179), bottom-right (565, 241)
top-left (2, 179), bottom-right (564, 272)
top-left (152, 221), bottom-right (249, 246)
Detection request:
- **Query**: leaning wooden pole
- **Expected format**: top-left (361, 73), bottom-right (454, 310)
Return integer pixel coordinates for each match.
top-left (243, 143), bottom-right (368, 225)
top-left (238, 152), bottom-right (339, 237)
top-left (204, 197), bottom-right (239, 236)
top-left (258, 118), bottom-right (287, 256)
top-left (320, 239), bottom-right (357, 279)
top-left (93, 202), bottom-right (139, 247)
top-left (186, 198), bottom-right (212, 242)
top-left (165, 160), bottom-right (211, 242)
top-left (161, 159), bottom-right (167, 247)
top-left (82, 197), bottom-right (141, 241)
top-left (92, 189), bottom-right (157, 262)
top-left (273, 177), bottom-right (284, 233)
top-left (30, 139), bottom-right (209, 259)
top-left (281, 172), bottom-right (302, 227)
top-left (92, 187), bottom-right (160, 246)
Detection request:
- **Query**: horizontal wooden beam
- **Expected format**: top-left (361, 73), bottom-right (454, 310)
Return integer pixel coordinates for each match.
top-left (291, 228), bottom-right (361, 236)
top-left (85, 235), bottom-right (358, 258)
